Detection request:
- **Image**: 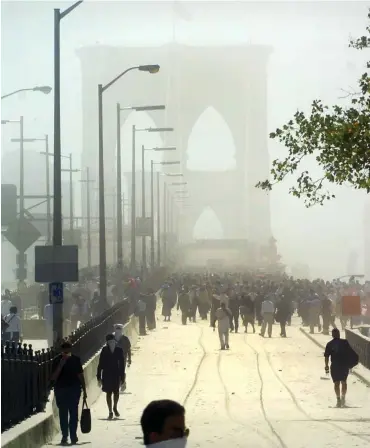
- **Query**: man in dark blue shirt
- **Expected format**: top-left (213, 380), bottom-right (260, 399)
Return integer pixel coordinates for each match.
top-left (324, 328), bottom-right (351, 407)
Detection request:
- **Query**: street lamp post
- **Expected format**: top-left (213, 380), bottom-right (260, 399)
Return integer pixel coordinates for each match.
top-left (116, 104), bottom-right (165, 269)
top-left (98, 64), bottom-right (160, 297)
top-left (130, 125), bottom-right (173, 273)
top-left (1, 86), bottom-right (52, 100)
top-left (79, 167), bottom-right (94, 269)
top-left (53, 0), bottom-right (83, 346)
top-left (156, 172), bottom-right (161, 266)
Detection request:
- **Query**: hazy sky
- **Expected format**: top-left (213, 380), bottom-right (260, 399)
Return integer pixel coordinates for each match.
top-left (2, 1), bottom-right (370, 280)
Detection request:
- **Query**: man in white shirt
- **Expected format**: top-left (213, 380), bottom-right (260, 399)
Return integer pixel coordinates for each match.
top-left (3, 306), bottom-right (22, 342)
top-left (260, 298), bottom-right (275, 338)
top-left (1, 292), bottom-right (13, 318)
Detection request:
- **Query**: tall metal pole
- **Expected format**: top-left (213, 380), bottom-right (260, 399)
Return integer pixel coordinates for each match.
top-left (112, 193), bottom-right (117, 264)
top-left (69, 153), bottom-right (74, 232)
top-left (150, 161), bottom-right (155, 268)
top-left (45, 135), bottom-right (51, 244)
top-left (141, 145), bottom-right (147, 273)
top-left (86, 167), bottom-right (92, 269)
top-left (163, 181), bottom-right (167, 265)
top-left (156, 172), bottom-right (161, 266)
top-left (116, 103), bottom-right (123, 267)
top-left (17, 116), bottom-right (26, 286)
top-left (53, 9), bottom-right (63, 347)
top-left (130, 125), bottom-right (136, 272)
top-left (98, 84), bottom-right (107, 301)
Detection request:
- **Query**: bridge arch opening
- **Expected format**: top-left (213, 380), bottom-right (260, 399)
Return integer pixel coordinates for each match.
top-left (193, 206), bottom-right (224, 240)
top-left (186, 106), bottom-right (236, 171)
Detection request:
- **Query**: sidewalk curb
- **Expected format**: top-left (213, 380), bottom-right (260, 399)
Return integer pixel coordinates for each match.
top-left (299, 327), bottom-right (370, 387)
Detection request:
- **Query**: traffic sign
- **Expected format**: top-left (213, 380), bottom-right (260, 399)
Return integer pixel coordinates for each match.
top-left (1, 184), bottom-right (17, 227)
top-left (136, 217), bottom-right (152, 237)
top-left (49, 282), bottom-right (64, 304)
top-left (3, 216), bottom-right (41, 252)
top-left (35, 245), bottom-right (79, 283)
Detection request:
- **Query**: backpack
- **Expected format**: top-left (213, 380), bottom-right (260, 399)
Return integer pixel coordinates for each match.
top-left (343, 340), bottom-right (359, 369)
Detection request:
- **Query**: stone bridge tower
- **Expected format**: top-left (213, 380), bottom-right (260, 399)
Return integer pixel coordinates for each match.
top-left (77, 43), bottom-right (272, 246)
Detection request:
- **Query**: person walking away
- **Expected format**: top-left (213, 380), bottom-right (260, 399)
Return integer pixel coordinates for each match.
top-left (145, 288), bottom-right (157, 330)
top-left (140, 399), bottom-right (188, 447)
top-left (44, 303), bottom-right (53, 347)
top-left (70, 295), bottom-right (80, 331)
top-left (113, 323), bottom-right (132, 391)
top-left (260, 297), bottom-right (275, 338)
top-left (137, 295), bottom-right (147, 336)
top-left (214, 302), bottom-right (232, 350)
top-left (2, 306), bottom-right (21, 342)
top-left (50, 341), bottom-right (87, 445)
top-left (161, 285), bottom-right (173, 322)
top-left (177, 287), bottom-right (191, 325)
top-left (97, 334), bottom-right (125, 419)
top-left (188, 286), bottom-right (199, 322)
top-left (1, 291), bottom-right (12, 318)
top-left (210, 290), bottom-right (220, 328)
top-left (308, 294), bottom-right (322, 334)
top-left (228, 289), bottom-right (240, 333)
top-left (240, 293), bottom-right (256, 333)
top-left (254, 293), bottom-right (263, 326)
top-left (324, 328), bottom-right (359, 407)
top-left (275, 296), bottom-right (290, 337)
top-left (322, 295), bottom-right (334, 335)
top-left (198, 285), bottom-right (210, 320)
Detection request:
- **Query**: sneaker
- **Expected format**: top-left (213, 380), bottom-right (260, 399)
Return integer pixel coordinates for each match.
top-left (70, 437), bottom-right (79, 445)
top-left (61, 437), bottom-right (68, 446)
top-left (113, 408), bottom-right (120, 417)
top-left (108, 412), bottom-right (114, 420)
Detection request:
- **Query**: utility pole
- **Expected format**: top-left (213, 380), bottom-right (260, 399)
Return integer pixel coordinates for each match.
top-left (60, 154), bottom-right (79, 240)
top-left (141, 145), bottom-right (147, 273)
top-left (150, 160), bottom-right (155, 268)
top-left (163, 181), bottom-right (167, 265)
top-left (156, 172), bottom-right (161, 266)
top-left (45, 135), bottom-right (51, 244)
top-left (131, 125), bottom-right (136, 272)
top-left (116, 103), bottom-right (123, 268)
top-left (18, 116), bottom-right (25, 286)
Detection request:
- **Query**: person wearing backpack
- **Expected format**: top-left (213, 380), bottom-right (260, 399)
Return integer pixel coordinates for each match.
top-left (324, 328), bottom-right (359, 408)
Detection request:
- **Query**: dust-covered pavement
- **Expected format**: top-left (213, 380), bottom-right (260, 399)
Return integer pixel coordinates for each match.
top-left (44, 315), bottom-right (370, 448)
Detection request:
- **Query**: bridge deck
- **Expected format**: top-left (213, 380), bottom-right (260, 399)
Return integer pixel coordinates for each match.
top-left (44, 316), bottom-right (370, 447)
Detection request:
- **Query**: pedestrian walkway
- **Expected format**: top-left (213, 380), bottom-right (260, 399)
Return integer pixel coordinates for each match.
top-left (44, 315), bottom-right (370, 447)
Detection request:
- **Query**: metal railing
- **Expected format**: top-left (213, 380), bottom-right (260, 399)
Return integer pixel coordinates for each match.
top-left (1, 299), bottom-right (131, 432)
top-left (345, 328), bottom-right (370, 370)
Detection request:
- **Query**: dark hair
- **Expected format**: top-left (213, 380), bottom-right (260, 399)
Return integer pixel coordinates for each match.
top-left (332, 328), bottom-right (340, 338)
top-left (61, 341), bottom-right (72, 350)
top-left (9, 306), bottom-right (17, 314)
top-left (140, 399), bottom-right (185, 445)
top-left (106, 333), bottom-right (115, 341)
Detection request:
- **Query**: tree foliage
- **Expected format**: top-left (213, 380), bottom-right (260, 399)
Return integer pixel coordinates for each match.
top-left (256, 12), bottom-right (370, 207)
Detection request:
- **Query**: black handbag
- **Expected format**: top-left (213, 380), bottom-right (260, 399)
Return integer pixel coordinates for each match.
top-left (80, 399), bottom-right (91, 434)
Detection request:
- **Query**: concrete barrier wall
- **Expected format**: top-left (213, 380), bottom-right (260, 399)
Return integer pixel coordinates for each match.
top-left (1, 316), bottom-right (138, 448)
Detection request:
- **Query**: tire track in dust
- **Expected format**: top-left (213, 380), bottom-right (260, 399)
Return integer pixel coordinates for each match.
top-left (216, 349), bottom-right (279, 447)
top-left (264, 350), bottom-right (370, 443)
top-left (244, 336), bottom-right (288, 448)
top-left (183, 325), bottom-right (207, 407)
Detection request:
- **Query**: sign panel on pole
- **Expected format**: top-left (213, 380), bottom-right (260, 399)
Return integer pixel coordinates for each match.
top-left (136, 217), bottom-right (152, 237)
top-left (1, 184), bottom-right (17, 227)
top-left (35, 245), bottom-right (79, 283)
top-left (49, 282), bottom-right (64, 304)
top-left (3, 216), bottom-right (41, 252)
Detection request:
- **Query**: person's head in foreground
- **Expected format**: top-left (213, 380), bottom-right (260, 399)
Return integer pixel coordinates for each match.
top-left (141, 399), bottom-right (189, 447)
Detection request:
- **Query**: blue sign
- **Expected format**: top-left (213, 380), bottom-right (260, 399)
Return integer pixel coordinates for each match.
top-left (49, 282), bottom-right (64, 304)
